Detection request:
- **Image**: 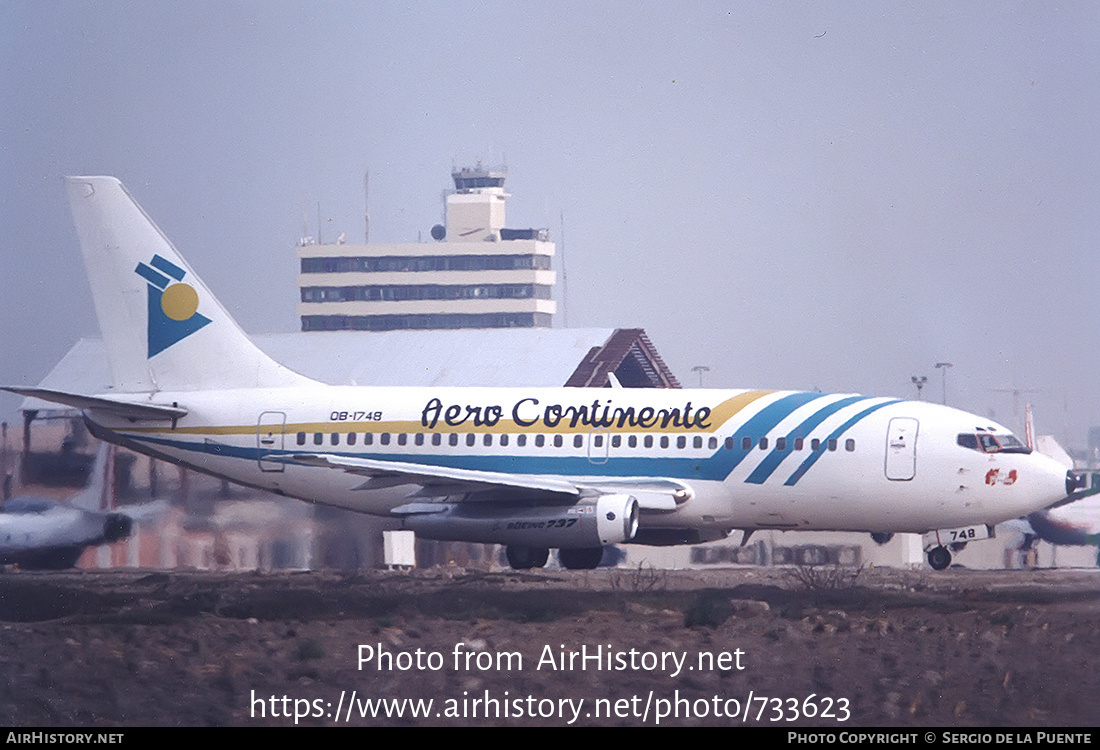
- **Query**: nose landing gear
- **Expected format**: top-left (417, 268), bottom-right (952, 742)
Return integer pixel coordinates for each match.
top-left (927, 545), bottom-right (952, 570)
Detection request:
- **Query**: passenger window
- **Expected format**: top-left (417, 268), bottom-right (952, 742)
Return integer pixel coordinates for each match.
top-left (574, 435), bottom-right (583, 448)
top-left (677, 436), bottom-right (686, 449)
top-left (611, 435), bottom-right (620, 448)
top-left (811, 438), bottom-right (820, 451)
top-left (330, 433), bottom-right (339, 445)
top-left (775, 437), bottom-right (786, 451)
top-left (660, 436), bottom-right (669, 449)
top-left (535, 435), bottom-right (545, 447)
top-left (296, 432), bottom-right (306, 446)
top-left (517, 434), bottom-right (527, 447)
top-left (644, 435), bottom-right (653, 448)
top-left (725, 437), bottom-right (734, 450)
top-left (483, 434), bottom-right (492, 446)
top-left (759, 437), bottom-right (769, 450)
top-left (380, 433), bottom-right (390, 446)
top-left (708, 437), bottom-right (717, 450)
top-left (845, 438), bottom-right (855, 452)
top-left (347, 432), bottom-right (357, 446)
top-left (827, 438), bottom-right (837, 451)
top-left (466, 434), bottom-right (476, 446)
top-left (449, 433), bottom-right (458, 446)
top-left (313, 433), bottom-right (323, 445)
top-left (741, 437), bottom-right (752, 451)
top-left (414, 433), bottom-right (424, 446)
top-left (364, 433), bottom-right (373, 445)
top-left (398, 433), bottom-right (407, 446)
top-left (694, 436), bottom-right (702, 449)
top-left (794, 437), bottom-right (803, 451)
top-left (594, 435), bottom-right (604, 447)
top-left (554, 435), bottom-right (563, 448)
top-left (431, 433), bottom-right (441, 446)
top-left (500, 434), bottom-right (509, 446)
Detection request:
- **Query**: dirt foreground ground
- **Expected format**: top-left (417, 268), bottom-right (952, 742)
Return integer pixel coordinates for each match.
top-left (1, 565), bottom-right (1098, 727)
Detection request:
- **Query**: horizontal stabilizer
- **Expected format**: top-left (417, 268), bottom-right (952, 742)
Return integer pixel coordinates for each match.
top-left (3, 387), bottom-right (187, 421)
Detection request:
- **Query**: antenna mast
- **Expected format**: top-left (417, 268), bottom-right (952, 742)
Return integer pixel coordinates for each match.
top-left (560, 211), bottom-right (568, 328)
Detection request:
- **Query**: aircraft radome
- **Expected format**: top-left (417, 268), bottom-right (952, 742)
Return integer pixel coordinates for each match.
top-left (3, 177), bottom-right (1078, 570)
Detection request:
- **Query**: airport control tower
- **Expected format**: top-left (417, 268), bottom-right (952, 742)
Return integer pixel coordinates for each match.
top-left (445, 165), bottom-right (508, 243)
top-left (298, 165), bottom-right (556, 332)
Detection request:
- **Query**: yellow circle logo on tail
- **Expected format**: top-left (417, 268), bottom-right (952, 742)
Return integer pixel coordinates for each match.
top-left (161, 283), bottom-right (200, 321)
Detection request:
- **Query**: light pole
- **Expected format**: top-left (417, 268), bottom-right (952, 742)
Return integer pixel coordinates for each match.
top-left (911, 375), bottom-right (928, 400)
top-left (691, 365), bottom-right (710, 388)
top-left (935, 362), bottom-right (953, 405)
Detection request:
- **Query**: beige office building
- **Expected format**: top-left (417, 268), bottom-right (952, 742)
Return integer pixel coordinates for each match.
top-left (298, 166), bottom-right (556, 332)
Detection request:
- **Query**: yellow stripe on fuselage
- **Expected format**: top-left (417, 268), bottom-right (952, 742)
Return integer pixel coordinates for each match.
top-left (120, 390), bottom-right (775, 437)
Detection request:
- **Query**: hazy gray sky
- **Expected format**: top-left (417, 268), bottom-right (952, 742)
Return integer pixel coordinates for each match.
top-left (2, 1), bottom-right (1097, 447)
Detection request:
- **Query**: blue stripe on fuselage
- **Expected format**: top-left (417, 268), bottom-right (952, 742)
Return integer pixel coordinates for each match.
top-left (744, 395), bottom-right (868, 484)
top-left (112, 394), bottom-right (900, 486)
top-left (783, 399), bottom-right (901, 486)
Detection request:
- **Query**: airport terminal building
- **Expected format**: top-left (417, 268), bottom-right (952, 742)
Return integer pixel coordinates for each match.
top-left (298, 166), bottom-right (556, 332)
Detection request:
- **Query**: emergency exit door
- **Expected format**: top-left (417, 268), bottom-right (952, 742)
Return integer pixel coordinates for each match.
top-left (257, 411), bottom-right (286, 472)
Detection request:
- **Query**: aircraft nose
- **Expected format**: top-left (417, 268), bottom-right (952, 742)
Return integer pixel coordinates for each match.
top-left (1022, 455), bottom-right (1080, 516)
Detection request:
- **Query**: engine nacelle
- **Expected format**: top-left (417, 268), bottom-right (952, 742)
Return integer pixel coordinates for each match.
top-left (402, 494), bottom-right (639, 548)
top-left (102, 513), bottom-right (133, 543)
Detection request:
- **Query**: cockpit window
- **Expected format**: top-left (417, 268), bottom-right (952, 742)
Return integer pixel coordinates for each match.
top-left (977, 434), bottom-right (1001, 452)
top-left (957, 432), bottom-right (1030, 454)
top-left (956, 434), bottom-right (978, 450)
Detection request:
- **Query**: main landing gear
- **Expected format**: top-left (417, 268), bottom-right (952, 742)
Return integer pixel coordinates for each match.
top-left (927, 545), bottom-right (952, 571)
top-left (505, 545), bottom-right (549, 570)
top-left (504, 545), bottom-right (606, 570)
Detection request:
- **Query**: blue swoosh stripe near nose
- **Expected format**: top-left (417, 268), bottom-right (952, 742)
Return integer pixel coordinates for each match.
top-left (744, 395), bottom-right (869, 484)
top-left (717, 392), bottom-right (832, 475)
top-left (783, 399), bottom-right (902, 486)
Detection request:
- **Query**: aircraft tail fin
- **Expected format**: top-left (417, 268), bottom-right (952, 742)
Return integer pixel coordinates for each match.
top-left (65, 176), bottom-right (316, 392)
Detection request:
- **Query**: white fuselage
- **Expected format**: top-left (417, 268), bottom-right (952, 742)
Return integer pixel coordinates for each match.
top-left (85, 385), bottom-right (1071, 537)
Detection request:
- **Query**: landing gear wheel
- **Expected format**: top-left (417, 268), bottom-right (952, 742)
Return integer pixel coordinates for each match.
top-left (505, 545), bottom-right (549, 570)
top-left (558, 547), bottom-right (604, 570)
top-left (927, 546), bottom-right (952, 571)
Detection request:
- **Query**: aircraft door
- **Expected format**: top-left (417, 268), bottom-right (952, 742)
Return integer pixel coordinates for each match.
top-left (257, 411), bottom-right (287, 472)
top-left (885, 417), bottom-right (918, 481)
top-left (587, 428), bottom-right (609, 465)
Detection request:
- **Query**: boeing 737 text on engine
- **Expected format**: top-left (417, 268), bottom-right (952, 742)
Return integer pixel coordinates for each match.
top-left (3, 177), bottom-right (1076, 570)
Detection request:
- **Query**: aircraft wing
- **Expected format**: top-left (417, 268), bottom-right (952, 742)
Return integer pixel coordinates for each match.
top-left (2, 387), bottom-right (187, 421)
top-left (272, 453), bottom-right (691, 511)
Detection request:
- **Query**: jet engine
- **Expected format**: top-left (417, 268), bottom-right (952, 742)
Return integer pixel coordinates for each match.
top-left (102, 513), bottom-right (133, 543)
top-left (401, 494), bottom-right (639, 548)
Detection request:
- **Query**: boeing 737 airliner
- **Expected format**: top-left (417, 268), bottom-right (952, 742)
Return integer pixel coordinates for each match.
top-left (4, 177), bottom-right (1076, 570)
